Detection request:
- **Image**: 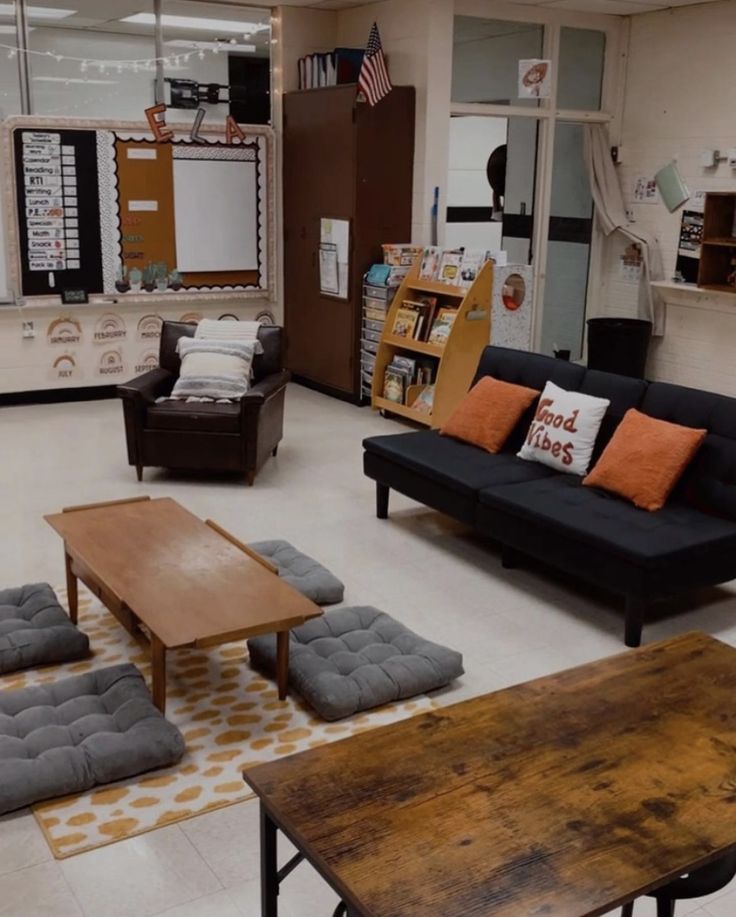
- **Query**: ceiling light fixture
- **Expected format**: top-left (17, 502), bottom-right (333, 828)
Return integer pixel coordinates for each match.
top-left (121, 12), bottom-right (268, 35)
top-left (165, 39), bottom-right (256, 54)
top-left (0, 4), bottom-right (76, 20)
top-left (33, 75), bottom-right (117, 85)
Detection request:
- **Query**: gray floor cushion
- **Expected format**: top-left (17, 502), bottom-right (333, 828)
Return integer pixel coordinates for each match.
top-left (248, 606), bottom-right (464, 721)
top-left (0, 663), bottom-right (185, 815)
top-left (0, 583), bottom-right (89, 675)
top-left (248, 540), bottom-right (345, 605)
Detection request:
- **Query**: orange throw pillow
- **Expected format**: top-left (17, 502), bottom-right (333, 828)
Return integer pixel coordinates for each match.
top-left (440, 377), bottom-right (539, 454)
top-left (583, 409), bottom-right (706, 511)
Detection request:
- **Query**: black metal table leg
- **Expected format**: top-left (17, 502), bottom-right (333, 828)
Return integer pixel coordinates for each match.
top-left (261, 803), bottom-right (279, 917)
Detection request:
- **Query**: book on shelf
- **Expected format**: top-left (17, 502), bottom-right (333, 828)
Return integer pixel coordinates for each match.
top-left (391, 305), bottom-right (420, 339)
top-left (382, 368), bottom-right (405, 403)
top-left (415, 357), bottom-right (436, 385)
top-left (403, 296), bottom-right (438, 342)
top-left (459, 249), bottom-right (487, 288)
top-left (382, 243), bottom-right (423, 267)
top-left (438, 251), bottom-right (463, 285)
top-left (419, 246), bottom-right (442, 280)
top-left (411, 386), bottom-right (435, 414)
top-left (428, 307), bottom-right (458, 345)
top-left (416, 245), bottom-right (503, 285)
top-left (298, 48), bottom-right (364, 90)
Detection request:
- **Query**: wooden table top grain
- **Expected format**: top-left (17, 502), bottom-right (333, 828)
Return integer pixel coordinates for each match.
top-left (45, 496), bottom-right (321, 649)
top-left (244, 632), bottom-right (736, 917)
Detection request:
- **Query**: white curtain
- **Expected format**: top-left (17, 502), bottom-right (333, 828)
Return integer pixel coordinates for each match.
top-left (583, 124), bottom-right (666, 336)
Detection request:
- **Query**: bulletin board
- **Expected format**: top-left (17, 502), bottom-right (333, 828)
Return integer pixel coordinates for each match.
top-left (1, 117), bottom-right (274, 303)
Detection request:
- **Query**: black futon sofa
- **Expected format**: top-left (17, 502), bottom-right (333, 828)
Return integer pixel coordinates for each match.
top-left (363, 346), bottom-right (736, 647)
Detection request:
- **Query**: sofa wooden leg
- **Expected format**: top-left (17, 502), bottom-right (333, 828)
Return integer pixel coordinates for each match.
top-left (246, 469), bottom-right (256, 486)
top-left (135, 464), bottom-right (143, 482)
top-left (272, 445), bottom-right (279, 457)
top-left (376, 483), bottom-right (389, 519)
top-left (501, 545), bottom-right (519, 570)
top-left (624, 598), bottom-right (645, 648)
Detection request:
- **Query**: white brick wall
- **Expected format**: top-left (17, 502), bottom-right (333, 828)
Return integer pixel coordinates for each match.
top-left (600, 0), bottom-right (736, 396)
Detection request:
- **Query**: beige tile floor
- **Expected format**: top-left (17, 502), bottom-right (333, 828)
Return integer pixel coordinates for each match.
top-left (1, 384), bottom-right (735, 917)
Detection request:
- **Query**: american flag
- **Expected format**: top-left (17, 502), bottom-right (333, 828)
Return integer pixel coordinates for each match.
top-left (358, 22), bottom-right (393, 107)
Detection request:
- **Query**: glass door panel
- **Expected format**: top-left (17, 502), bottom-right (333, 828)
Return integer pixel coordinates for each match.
top-left (540, 122), bottom-right (593, 358)
top-left (452, 17), bottom-right (543, 108)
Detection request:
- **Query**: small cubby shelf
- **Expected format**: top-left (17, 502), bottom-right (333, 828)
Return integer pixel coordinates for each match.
top-left (371, 259), bottom-right (493, 428)
top-left (698, 193), bottom-right (736, 293)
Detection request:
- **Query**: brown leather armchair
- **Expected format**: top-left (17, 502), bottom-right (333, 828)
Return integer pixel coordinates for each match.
top-left (117, 322), bottom-right (289, 485)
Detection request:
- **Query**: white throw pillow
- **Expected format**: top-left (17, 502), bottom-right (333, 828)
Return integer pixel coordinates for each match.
top-left (517, 380), bottom-right (610, 475)
top-left (169, 338), bottom-right (257, 401)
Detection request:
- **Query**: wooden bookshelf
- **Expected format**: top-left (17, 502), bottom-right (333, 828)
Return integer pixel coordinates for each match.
top-left (371, 259), bottom-right (493, 428)
top-left (698, 193), bottom-right (736, 293)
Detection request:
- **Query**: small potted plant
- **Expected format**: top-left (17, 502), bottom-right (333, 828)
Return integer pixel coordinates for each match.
top-left (115, 264), bottom-right (130, 294)
top-left (129, 266), bottom-right (142, 293)
top-left (169, 268), bottom-right (183, 291)
top-left (142, 263), bottom-right (157, 293)
top-left (155, 262), bottom-right (169, 293)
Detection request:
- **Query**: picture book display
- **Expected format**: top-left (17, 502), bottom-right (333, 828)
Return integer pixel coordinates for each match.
top-left (420, 246), bottom-right (501, 289)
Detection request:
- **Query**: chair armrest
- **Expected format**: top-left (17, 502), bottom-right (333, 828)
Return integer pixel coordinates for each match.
top-left (117, 368), bottom-right (174, 404)
top-left (240, 370), bottom-right (291, 408)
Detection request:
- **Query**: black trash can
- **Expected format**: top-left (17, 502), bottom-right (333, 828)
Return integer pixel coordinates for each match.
top-left (586, 317), bottom-right (652, 379)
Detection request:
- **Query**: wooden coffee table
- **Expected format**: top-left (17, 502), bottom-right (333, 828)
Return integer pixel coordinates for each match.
top-left (45, 496), bottom-right (322, 712)
top-left (245, 632), bottom-right (736, 916)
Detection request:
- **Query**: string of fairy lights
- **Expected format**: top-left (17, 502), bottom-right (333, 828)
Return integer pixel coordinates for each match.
top-left (0, 37), bottom-right (246, 74)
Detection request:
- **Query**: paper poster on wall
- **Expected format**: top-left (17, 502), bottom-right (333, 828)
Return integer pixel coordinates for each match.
top-left (319, 243), bottom-right (339, 295)
top-left (518, 60), bottom-right (551, 99)
top-left (633, 177), bottom-right (658, 204)
top-left (320, 218), bottom-right (350, 299)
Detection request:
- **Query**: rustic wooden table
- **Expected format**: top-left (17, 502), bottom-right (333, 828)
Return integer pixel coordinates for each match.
top-left (245, 632), bottom-right (736, 917)
top-left (45, 496), bottom-right (322, 713)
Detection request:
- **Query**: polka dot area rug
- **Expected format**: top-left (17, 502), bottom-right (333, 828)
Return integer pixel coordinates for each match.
top-left (0, 587), bottom-right (437, 859)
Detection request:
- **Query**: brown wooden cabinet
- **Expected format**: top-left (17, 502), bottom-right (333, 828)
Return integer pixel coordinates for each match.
top-left (282, 85), bottom-right (415, 400)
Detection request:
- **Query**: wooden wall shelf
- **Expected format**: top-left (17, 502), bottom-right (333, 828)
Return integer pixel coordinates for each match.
top-left (371, 260), bottom-right (493, 428)
top-left (698, 193), bottom-right (736, 294)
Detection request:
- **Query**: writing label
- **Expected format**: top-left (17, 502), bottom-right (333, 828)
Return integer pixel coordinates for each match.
top-left (23, 164), bottom-right (61, 176)
top-left (29, 258), bottom-right (65, 271)
top-left (26, 186), bottom-right (63, 197)
top-left (29, 228), bottom-right (65, 240)
top-left (27, 217), bottom-right (64, 228)
top-left (29, 239), bottom-right (65, 250)
top-left (23, 132), bottom-right (61, 143)
top-left (27, 206), bottom-right (64, 217)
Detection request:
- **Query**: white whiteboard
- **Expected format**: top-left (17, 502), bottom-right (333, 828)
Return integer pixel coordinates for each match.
top-left (173, 159), bottom-right (258, 273)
